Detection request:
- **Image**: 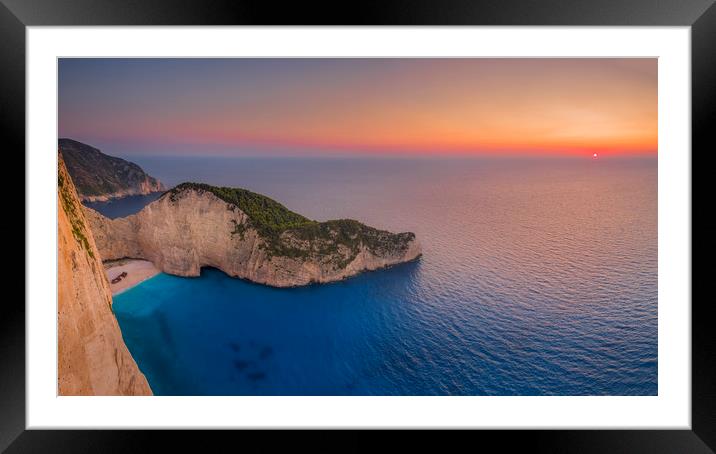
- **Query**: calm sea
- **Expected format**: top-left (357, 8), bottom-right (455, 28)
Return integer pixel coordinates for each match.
top-left (109, 156), bottom-right (657, 395)
top-left (84, 192), bottom-right (163, 219)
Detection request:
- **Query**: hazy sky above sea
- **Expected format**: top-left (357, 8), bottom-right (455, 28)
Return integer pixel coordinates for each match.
top-left (58, 58), bottom-right (657, 158)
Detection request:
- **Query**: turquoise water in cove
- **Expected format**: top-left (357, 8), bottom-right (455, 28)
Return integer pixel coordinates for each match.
top-left (111, 157), bottom-right (657, 395)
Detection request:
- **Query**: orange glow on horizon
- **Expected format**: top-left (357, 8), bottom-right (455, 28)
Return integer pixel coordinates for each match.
top-left (59, 58), bottom-right (658, 157)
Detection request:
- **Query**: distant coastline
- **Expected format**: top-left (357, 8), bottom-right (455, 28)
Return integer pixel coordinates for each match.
top-left (59, 138), bottom-right (166, 202)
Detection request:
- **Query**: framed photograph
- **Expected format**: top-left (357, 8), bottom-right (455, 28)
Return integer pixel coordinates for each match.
top-left (8, 0), bottom-right (713, 451)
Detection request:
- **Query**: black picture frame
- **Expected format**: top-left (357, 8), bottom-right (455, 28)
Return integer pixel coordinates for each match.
top-left (6, 0), bottom-right (713, 451)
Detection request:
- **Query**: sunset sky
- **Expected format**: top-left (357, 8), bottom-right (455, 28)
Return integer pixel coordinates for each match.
top-left (58, 58), bottom-right (657, 158)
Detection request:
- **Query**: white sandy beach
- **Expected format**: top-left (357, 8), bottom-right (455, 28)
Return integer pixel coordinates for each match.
top-left (105, 259), bottom-right (160, 295)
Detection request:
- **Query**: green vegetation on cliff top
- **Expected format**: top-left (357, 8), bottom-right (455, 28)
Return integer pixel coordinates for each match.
top-left (165, 182), bottom-right (415, 263)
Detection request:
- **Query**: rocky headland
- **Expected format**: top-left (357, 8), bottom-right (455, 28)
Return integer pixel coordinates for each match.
top-left (59, 138), bottom-right (165, 202)
top-left (85, 182), bottom-right (422, 287)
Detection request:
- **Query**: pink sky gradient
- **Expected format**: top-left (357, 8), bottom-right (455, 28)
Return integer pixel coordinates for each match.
top-left (59, 58), bottom-right (657, 157)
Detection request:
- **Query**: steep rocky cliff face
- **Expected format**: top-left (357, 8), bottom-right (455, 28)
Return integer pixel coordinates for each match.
top-left (59, 138), bottom-right (165, 202)
top-left (58, 154), bottom-right (152, 395)
top-left (86, 183), bottom-right (422, 287)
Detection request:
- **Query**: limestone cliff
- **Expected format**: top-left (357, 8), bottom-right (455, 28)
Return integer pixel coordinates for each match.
top-left (59, 138), bottom-right (165, 202)
top-left (58, 153), bottom-right (152, 395)
top-left (85, 183), bottom-right (422, 287)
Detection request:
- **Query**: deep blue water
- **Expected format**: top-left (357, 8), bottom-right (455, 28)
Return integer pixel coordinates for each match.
top-left (112, 157), bottom-right (657, 395)
top-left (84, 192), bottom-right (163, 219)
